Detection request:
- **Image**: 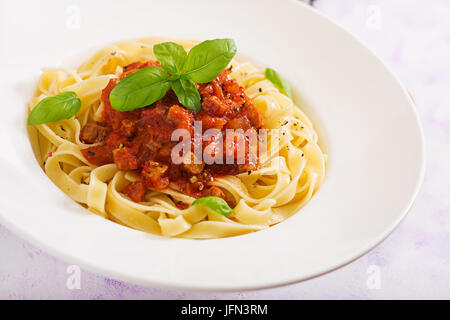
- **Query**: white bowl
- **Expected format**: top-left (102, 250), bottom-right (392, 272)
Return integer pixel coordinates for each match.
top-left (0, 0), bottom-right (424, 291)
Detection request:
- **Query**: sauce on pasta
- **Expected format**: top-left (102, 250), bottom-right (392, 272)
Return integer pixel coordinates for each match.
top-left (80, 61), bottom-right (264, 203)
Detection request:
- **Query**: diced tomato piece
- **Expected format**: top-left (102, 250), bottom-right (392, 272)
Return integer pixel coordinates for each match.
top-left (202, 96), bottom-right (230, 117)
top-left (207, 186), bottom-right (226, 201)
top-left (120, 119), bottom-right (136, 137)
top-left (244, 104), bottom-right (264, 129)
top-left (81, 145), bottom-right (113, 166)
top-left (113, 147), bottom-right (139, 170)
top-left (225, 116), bottom-right (252, 131)
top-left (199, 83), bottom-right (214, 96)
top-left (141, 161), bottom-right (169, 190)
top-left (182, 152), bottom-right (205, 175)
top-left (211, 80), bottom-right (224, 100)
top-left (123, 181), bottom-right (146, 203)
top-left (105, 132), bottom-right (127, 149)
top-left (166, 105), bottom-right (194, 133)
top-left (199, 113), bottom-right (227, 129)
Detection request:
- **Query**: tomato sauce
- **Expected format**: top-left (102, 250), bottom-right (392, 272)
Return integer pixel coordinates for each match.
top-left (81, 61), bottom-right (264, 202)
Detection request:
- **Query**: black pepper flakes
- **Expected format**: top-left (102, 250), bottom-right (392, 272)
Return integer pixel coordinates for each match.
top-left (88, 151), bottom-right (95, 156)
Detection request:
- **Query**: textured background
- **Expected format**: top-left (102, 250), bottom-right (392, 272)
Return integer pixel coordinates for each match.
top-left (1, 0), bottom-right (449, 299)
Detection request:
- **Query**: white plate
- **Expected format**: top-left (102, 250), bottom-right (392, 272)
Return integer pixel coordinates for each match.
top-left (0, 0), bottom-right (424, 291)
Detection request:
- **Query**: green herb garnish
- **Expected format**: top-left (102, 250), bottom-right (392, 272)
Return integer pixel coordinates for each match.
top-left (265, 67), bottom-right (292, 99)
top-left (110, 38), bottom-right (237, 112)
top-left (153, 41), bottom-right (187, 74)
top-left (171, 78), bottom-right (201, 112)
top-left (184, 39), bottom-right (237, 83)
top-left (192, 196), bottom-right (234, 217)
top-left (27, 92), bottom-right (81, 125)
top-left (109, 67), bottom-right (171, 112)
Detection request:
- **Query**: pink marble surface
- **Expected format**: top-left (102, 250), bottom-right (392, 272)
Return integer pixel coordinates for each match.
top-left (1, 0), bottom-right (449, 299)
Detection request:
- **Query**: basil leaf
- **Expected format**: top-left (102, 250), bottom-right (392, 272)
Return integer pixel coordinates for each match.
top-left (171, 79), bottom-right (201, 112)
top-left (184, 39), bottom-right (237, 83)
top-left (192, 196), bottom-right (233, 217)
top-left (264, 68), bottom-right (292, 98)
top-left (27, 91), bottom-right (81, 125)
top-left (110, 66), bottom-right (171, 111)
top-left (153, 42), bottom-right (187, 74)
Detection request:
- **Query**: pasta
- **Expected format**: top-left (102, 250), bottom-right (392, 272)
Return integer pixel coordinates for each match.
top-left (27, 38), bottom-right (326, 239)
